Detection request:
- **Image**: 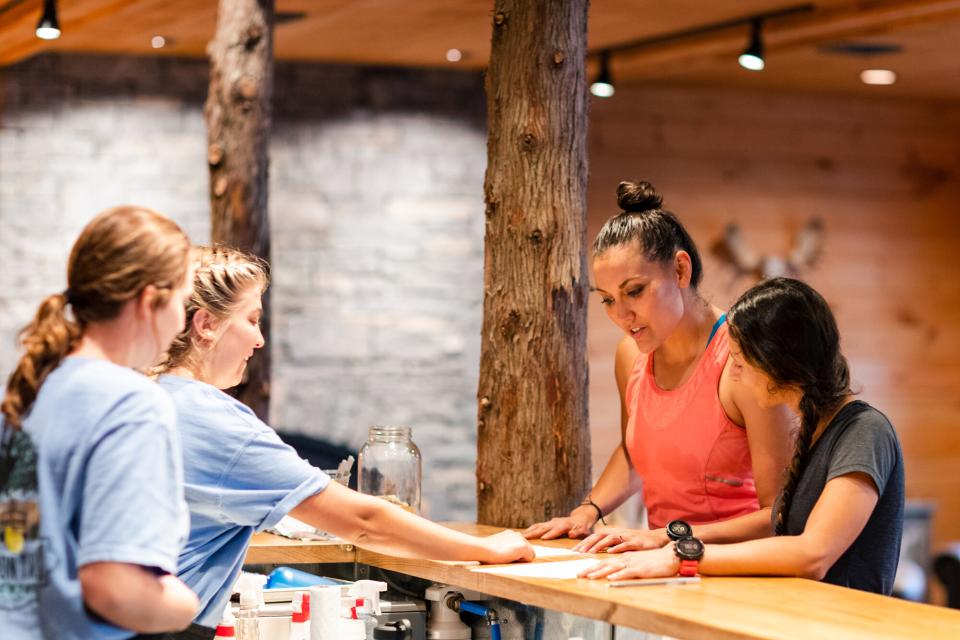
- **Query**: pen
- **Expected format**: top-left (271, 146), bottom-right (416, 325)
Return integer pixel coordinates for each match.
top-left (608, 576), bottom-right (701, 587)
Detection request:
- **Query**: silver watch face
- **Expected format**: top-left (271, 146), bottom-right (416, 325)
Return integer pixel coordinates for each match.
top-left (668, 520), bottom-right (692, 539)
top-left (676, 537), bottom-right (704, 559)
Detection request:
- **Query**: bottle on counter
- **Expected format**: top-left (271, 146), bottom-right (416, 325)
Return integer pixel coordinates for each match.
top-left (289, 591), bottom-right (310, 640)
top-left (214, 603), bottom-right (237, 640)
top-left (357, 426), bottom-right (422, 514)
top-left (234, 573), bottom-right (264, 640)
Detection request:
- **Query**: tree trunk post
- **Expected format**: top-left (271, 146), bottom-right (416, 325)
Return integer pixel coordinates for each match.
top-left (477, 0), bottom-right (591, 527)
top-left (205, 0), bottom-right (274, 420)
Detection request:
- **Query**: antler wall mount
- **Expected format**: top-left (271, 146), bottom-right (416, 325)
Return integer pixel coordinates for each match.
top-left (712, 218), bottom-right (824, 284)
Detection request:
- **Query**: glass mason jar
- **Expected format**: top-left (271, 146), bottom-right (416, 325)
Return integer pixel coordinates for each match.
top-left (357, 426), bottom-right (422, 514)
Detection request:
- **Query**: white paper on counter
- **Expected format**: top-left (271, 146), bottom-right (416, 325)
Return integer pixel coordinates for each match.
top-left (532, 545), bottom-right (580, 558)
top-left (471, 558), bottom-right (600, 579)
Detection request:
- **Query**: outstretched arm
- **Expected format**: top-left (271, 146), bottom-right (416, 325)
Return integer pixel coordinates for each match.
top-left (580, 472), bottom-right (880, 581)
top-left (290, 482), bottom-right (533, 564)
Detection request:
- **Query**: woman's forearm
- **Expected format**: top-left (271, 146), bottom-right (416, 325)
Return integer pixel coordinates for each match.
top-left (79, 563), bottom-right (198, 633)
top-left (353, 497), bottom-right (495, 561)
top-left (291, 484), bottom-right (526, 563)
top-left (587, 445), bottom-right (642, 515)
top-left (690, 508), bottom-right (774, 544)
top-left (700, 535), bottom-right (829, 580)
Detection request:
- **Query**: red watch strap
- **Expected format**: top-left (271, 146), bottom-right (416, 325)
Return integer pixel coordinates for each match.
top-left (679, 559), bottom-right (699, 576)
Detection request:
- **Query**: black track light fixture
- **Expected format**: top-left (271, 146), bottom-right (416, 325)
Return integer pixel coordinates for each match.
top-left (739, 18), bottom-right (765, 71)
top-left (590, 50), bottom-right (615, 98)
top-left (36, 0), bottom-right (61, 40)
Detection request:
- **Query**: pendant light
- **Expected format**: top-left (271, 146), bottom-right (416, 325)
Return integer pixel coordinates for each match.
top-left (36, 0), bottom-right (61, 41)
top-left (738, 18), bottom-right (764, 71)
top-left (590, 51), bottom-right (615, 98)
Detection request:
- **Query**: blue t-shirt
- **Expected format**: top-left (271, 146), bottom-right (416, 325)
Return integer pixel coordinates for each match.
top-left (0, 357), bottom-right (189, 640)
top-left (157, 375), bottom-right (329, 628)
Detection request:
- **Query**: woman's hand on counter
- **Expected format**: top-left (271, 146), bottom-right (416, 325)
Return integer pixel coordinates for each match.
top-left (572, 526), bottom-right (670, 554)
top-left (578, 546), bottom-right (680, 581)
top-left (482, 529), bottom-right (536, 563)
top-left (523, 506), bottom-right (597, 540)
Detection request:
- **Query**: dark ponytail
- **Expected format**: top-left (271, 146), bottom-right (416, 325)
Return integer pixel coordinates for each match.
top-left (593, 180), bottom-right (703, 288)
top-left (727, 277), bottom-right (851, 535)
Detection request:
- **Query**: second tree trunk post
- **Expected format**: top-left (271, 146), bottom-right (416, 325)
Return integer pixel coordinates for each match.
top-left (477, 0), bottom-right (592, 527)
top-left (204, 0), bottom-right (274, 420)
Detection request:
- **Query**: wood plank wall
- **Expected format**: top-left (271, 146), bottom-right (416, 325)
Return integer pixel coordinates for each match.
top-left (585, 85), bottom-right (960, 549)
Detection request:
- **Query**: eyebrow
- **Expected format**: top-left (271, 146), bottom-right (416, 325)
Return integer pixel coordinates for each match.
top-left (590, 276), bottom-right (646, 294)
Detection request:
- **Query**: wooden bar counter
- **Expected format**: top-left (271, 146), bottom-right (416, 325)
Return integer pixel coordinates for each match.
top-left (246, 524), bottom-right (960, 639)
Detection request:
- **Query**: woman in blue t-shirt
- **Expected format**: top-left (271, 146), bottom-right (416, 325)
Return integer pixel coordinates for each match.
top-left (153, 246), bottom-right (533, 633)
top-left (579, 278), bottom-right (905, 595)
top-left (0, 206), bottom-right (199, 637)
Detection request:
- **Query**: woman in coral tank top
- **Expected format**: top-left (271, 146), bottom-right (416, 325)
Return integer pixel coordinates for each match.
top-left (524, 181), bottom-right (795, 553)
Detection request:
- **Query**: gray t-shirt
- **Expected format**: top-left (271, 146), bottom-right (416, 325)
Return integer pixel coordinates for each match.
top-left (776, 400), bottom-right (904, 595)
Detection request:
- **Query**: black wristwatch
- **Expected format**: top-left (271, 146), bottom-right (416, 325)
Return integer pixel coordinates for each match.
top-left (666, 519), bottom-right (693, 541)
top-left (674, 536), bottom-right (704, 576)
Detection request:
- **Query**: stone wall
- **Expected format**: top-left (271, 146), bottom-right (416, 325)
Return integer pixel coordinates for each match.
top-left (0, 54), bottom-right (488, 520)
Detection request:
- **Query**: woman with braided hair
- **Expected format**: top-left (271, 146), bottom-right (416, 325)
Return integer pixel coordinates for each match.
top-left (580, 277), bottom-right (905, 594)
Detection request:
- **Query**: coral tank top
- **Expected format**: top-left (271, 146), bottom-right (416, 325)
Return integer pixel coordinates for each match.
top-left (624, 320), bottom-right (758, 528)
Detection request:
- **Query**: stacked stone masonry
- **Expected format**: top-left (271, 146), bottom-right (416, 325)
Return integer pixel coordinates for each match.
top-left (0, 54), bottom-right (488, 521)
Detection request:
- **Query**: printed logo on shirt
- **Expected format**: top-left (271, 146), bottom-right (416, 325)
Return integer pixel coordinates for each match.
top-left (0, 427), bottom-right (49, 610)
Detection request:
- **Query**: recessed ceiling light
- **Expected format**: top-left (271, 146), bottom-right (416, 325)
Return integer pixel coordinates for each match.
top-left (446, 48), bottom-right (462, 63)
top-left (151, 36), bottom-right (167, 49)
top-left (860, 69), bottom-right (896, 85)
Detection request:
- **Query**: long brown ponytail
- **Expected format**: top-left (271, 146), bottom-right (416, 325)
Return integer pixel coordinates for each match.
top-left (1, 205), bottom-right (191, 429)
top-left (727, 277), bottom-right (851, 535)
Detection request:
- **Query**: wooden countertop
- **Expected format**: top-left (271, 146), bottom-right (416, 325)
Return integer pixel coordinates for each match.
top-left (247, 524), bottom-right (960, 639)
top-left (245, 532), bottom-right (356, 565)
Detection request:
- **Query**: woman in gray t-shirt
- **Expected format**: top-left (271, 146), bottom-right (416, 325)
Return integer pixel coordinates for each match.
top-left (580, 277), bottom-right (904, 595)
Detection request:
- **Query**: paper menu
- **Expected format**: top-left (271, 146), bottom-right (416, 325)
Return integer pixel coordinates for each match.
top-left (471, 558), bottom-right (600, 579)
top-left (532, 544), bottom-right (580, 558)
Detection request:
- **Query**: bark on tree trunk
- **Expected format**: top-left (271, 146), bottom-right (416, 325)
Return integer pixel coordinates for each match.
top-left (477, 0), bottom-right (591, 527)
top-left (205, 0), bottom-right (273, 420)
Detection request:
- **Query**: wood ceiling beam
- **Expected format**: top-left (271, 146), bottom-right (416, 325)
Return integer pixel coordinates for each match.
top-left (0, 0), bottom-right (137, 67)
top-left (609, 0), bottom-right (960, 80)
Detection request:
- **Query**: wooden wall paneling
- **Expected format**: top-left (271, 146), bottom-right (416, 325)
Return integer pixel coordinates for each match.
top-left (586, 84), bottom-right (960, 548)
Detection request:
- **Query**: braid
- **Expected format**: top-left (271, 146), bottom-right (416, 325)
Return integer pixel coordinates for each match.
top-left (728, 277), bottom-right (853, 536)
top-left (774, 394), bottom-right (820, 535)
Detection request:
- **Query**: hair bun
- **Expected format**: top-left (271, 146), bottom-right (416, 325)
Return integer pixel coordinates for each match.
top-left (617, 181), bottom-right (662, 213)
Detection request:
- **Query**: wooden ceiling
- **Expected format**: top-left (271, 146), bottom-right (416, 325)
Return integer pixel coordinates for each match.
top-left (1, 0), bottom-right (959, 101)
